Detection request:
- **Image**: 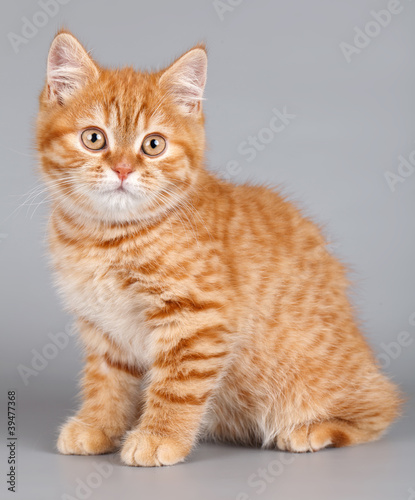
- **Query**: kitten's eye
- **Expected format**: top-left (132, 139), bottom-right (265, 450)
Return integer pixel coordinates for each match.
top-left (141, 134), bottom-right (167, 157)
top-left (81, 128), bottom-right (107, 151)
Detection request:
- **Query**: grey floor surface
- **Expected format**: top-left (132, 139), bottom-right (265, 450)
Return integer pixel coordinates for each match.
top-left (1, 386), bottom-right (414, 500)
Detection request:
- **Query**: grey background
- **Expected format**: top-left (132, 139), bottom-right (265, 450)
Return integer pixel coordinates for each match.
top-left (1, 1), bottom-right (414, 499)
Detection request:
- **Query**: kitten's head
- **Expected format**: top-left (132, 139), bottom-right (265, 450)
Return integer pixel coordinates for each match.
top-left (37, 31), bottom-right (207, 224)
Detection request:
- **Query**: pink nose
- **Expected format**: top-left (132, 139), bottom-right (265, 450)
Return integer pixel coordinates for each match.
top-left (112, 163), bottom-right (132, 181)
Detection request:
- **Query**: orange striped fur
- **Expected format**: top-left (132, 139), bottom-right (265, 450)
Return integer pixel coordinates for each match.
top-left (37, 31), bottom-right (401, 466)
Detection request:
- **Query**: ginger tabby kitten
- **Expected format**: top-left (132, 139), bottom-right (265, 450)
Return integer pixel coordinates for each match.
top-left (36, 31), bottom-right (400, 466)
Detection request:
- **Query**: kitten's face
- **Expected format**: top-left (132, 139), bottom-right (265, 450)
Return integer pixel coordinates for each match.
top-left (37, 32), bottom-right (207, 224)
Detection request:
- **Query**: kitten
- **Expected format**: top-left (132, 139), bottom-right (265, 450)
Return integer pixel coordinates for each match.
top-left (37, 30), bottom-right (401, 466)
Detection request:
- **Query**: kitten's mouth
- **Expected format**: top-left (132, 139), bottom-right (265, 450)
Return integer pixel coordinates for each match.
top-left (99, 182), bottom-right (146, 201)
top-left (106, 181), bottom-right (129, 194)
top-left (114, 184), bottom-right (138, 197)
top-left (100, 184), bottom-right (131, 196)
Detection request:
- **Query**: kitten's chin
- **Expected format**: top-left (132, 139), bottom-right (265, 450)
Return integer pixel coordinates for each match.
top-left (88, 188), bottom-right (178, 225)
top-left (90, 188), bottom-right (151, 223)
top-left (58, 185), bottom-right (183, 226)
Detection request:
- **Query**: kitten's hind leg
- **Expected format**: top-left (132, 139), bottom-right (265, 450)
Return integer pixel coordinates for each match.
top-left (57, 348), bottom-right (143, 456)
top-left (276, 419), bottom-right (381, 453)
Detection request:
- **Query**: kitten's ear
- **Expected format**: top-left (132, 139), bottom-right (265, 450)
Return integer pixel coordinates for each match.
top-left (46, 31), bottom-right (99, 104)
top-left (159, 46), bottom-right (207, 115)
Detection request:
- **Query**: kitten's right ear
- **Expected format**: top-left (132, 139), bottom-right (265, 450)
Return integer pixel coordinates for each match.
top-left (46, 31), bottom-right (99, 104)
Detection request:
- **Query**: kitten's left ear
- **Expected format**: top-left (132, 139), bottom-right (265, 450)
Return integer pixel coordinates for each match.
top-left (159, 46), bottom-right (207, 115)
top-left (46, 31), bottom-right (99, 104)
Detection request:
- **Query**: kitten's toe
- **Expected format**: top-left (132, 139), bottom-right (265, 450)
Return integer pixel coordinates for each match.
top-left (276, 420), bottom-right (370, 453)
top-left (57, 418), bottom-right (120, 455)
top-left (277, 426), bottom-right (311, 452)
top-left (120, 430), bottom-right (190, 467)
top-left (276, 434), bottom-right (291, 452)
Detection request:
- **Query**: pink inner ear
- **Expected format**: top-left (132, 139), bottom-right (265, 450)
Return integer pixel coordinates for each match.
top-left (49, 43), bottom-right (66, 70)
top-left (47, 34), bottom-right (97, 103)
top-left (161, 49), bottom-right (207, 113)
top-left (48, 45), bottom-right (72, 99)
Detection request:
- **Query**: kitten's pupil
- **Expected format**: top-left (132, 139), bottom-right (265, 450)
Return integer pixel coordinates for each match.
top-left (80, 129), bottom-right (106, 150)
top-left (89, 133), bottom-right (100, 143)
top-left (150, 139), bottom-right (159, 149)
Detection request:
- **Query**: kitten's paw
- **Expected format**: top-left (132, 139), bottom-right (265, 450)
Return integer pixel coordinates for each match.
top-left (120, 430), bottom-right (190, 467)
top-left (277, 425), bottom-right (312, 452)
top-left (277, 421), bottom-right (354, 453)
top-left (57, 418), bottom-right (120, 455)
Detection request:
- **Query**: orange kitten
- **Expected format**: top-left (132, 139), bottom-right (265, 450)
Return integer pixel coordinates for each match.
top-left (36, 30), bottom-right (401, 466)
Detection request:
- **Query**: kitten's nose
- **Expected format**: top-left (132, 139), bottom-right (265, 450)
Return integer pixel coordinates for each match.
top-left (112, 163), bottom-right (132, 181)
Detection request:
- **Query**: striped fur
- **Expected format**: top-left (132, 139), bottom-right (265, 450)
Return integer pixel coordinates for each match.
top-left (37, 31), bottom-right (401, 466)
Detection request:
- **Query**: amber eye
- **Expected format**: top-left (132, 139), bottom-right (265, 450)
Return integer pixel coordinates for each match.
top-left (141, 134), bottom-right (167, 157)
top-left (81, 128), bottom-right (107, 151)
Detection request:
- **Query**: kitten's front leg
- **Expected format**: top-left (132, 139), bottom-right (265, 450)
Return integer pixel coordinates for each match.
top-left (121, 323), bottom-right (229, 466)
top-left (58, 349), bottom-right (143, 455)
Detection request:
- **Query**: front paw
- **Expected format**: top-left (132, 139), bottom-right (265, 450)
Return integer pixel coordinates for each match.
top-left (57, 418), bottom-right (120, 455)
top-left (120, 430), bottom-right (190, 467)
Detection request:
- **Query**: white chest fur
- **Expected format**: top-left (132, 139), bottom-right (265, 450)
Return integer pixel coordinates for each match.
top-left (54, 253), bottom-right (154, 369)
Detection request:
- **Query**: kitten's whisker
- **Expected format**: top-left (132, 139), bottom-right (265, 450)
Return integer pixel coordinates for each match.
top-left (155, 191), bottom-right (200, 248)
